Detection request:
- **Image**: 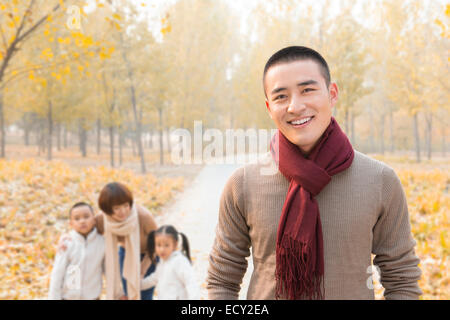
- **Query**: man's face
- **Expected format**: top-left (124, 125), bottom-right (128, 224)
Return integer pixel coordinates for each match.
top-left (265, 59), bottom-right (338, 155)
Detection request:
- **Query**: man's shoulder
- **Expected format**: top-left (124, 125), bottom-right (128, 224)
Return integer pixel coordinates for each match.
top-left (351, 151), bottom-right (402, 192)
top-left (352, 150), bottom-right (396, 174)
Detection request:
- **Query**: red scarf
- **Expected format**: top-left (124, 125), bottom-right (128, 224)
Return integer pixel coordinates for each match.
top-left (270, 117), bottom-right (354, 300)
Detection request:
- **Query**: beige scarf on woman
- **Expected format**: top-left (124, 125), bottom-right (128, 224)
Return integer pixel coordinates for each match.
top-left (104, 203), bottom-right (141, 300)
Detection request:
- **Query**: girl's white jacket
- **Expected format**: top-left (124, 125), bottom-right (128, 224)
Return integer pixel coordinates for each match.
top-left (141, 250), bottom-right (200, 300)
top-left (48, 228), bottom-right (105, 300)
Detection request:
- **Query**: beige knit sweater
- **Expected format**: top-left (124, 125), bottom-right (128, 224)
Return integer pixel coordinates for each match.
top-left (207, 151), bottom-right (422, 300)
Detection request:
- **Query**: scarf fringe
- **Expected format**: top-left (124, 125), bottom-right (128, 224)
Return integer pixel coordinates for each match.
top-left (275, 236), bottom-right (324, 300)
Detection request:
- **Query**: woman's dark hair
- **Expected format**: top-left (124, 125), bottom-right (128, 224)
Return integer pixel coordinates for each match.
top-left (98, 182), bottom-right (133, 215)
top-left (147, 225), bottom-right (191, 264)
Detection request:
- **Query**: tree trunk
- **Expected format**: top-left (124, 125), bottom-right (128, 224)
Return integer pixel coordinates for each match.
top-left (47, 100), bottom-right (53, 161)
top-left (24, 113), bottom-right (30, 146)
top-left (119, 126), bottom-right (123, 166)
top-left (131, 89), bottom-right (145, 173)
top-left (109, 126), bottom-right (115, 167)
top-left (166, 127), bottom-right (171, 154)
top-left (120, 34), bottom-right (146, 174)
top-left (97, 118), bottom-right (101, 155)
top-left (425, 112), bottom-right (432, 160)
top-left (380, 114), bottom-right (385, 155)
top-left (63, 125), bottom-right (68, 149)
top-left (158, 108), bottom-right (164, 165)
top-left (38, 118), bottom-right (46, 156)
top-left (56, 122), bottom-right (61, 151)
top-left (368, 106), bottom-right (374, 153)
top-left (79, 119), bottom-right (87, 158)
top-left (148, 129), bottom-right (153, 149)
top-left (350, 112), bottom-right (355, 145)
top-left (389, 110), bottom-right (394, 153)
top-left (24, 126), bottom-right (30, 146)
top-left (442, 124), bottom-right (446, 158)
top-left (344, 109), bottom-right (349, 135)
top-left (0, 92), bottom-right (5, 158)
top-left (413, 113), bottom-right (421, 163)
top-left (131, 134), bottom-right (136, 157)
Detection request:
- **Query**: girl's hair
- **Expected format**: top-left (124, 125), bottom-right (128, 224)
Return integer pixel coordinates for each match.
top-left (147, 225), bottom-right (191, 264)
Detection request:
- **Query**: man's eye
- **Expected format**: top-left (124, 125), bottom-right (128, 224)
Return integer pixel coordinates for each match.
top-left (274, 95), bottom-right (286, 101)
top-left (303, 88), bottom-right (315, 93)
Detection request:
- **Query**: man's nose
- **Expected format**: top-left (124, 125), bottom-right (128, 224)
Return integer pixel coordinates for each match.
top-left (287, 93), bottom-right (306, 113)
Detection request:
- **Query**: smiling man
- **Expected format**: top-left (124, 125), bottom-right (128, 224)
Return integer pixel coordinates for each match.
top-left (207, 46), bottom-right (422, 300)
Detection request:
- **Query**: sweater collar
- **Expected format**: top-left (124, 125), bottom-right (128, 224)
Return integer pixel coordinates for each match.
top-left (161, 250), bottom-right (182, 263)
top-left (70, 227), bottom-right (98, 244)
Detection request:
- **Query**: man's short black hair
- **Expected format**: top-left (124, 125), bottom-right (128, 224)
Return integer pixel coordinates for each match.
top-left (263, 46), bottom-right (331, 97)
top-left (69, 202), bottom-right (94, 218)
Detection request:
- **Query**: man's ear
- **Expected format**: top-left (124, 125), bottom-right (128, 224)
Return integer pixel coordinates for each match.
top-left (265, 100), bottom-right (273, 119)
top-left (329, 82), bottom-right (339, 108)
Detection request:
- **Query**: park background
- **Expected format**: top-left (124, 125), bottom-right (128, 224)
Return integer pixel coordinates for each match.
top-left (0, 0), bottom-right (448, 299)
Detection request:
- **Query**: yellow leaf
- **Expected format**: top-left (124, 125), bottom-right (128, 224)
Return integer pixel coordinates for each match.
top-left (82, 36), bottom-right (93, 47)
top-left (41, 48), bottom-right (53, 59)
top-left (99, 52), bottom-right (108, 60)
top-left (112, 13), bottom-right (122, 20)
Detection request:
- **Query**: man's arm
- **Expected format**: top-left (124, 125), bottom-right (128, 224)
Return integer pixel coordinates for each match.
top-left (372, 166), bottom-right (422, 300)
top-left (207, 167), bottom-right (251, 300)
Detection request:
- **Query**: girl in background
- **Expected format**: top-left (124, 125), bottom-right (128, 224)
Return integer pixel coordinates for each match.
top-left (141, 225), bottom-right (200, 300)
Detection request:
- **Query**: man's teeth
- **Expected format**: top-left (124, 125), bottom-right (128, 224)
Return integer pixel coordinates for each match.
top-left (290, 117), bottom-right (312, 125)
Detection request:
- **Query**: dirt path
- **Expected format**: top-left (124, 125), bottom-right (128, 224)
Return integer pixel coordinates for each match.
top-left (155, 163), bottom-right (254, 300)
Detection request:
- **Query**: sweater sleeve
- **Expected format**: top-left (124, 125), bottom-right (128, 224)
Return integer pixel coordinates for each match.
top-left (141, 268), bottom-right (158, 290)
top-left (175, 256), bottom-right (200, 300)
top-left (48, 246), bottom-right (70, 300)
top-left (372, 166), bottom-right (422, 300)
top-left (207, 167), bottom-right (251, 300)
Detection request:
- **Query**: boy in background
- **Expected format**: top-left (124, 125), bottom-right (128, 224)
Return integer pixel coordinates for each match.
top-left (48, 202), bottom-right (105, 300)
